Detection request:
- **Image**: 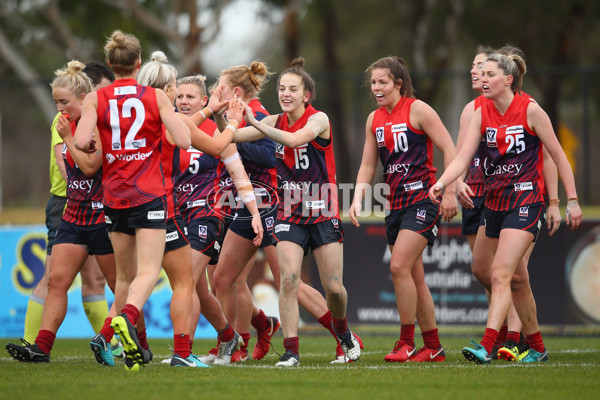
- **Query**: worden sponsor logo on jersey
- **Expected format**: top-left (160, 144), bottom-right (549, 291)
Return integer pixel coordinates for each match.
top-left (514, 182), bottom-right (533, 192)
top-left (416, 209), bottom-right (426, 221)
top-left (147, 210), bottom-right (165, 220)
top-left (519, 206), bottom-right (529, 217)
top-left (375, 127), bottom-right (386, 147)
top-left (275, 223), bottom-right (290, 233)
top-left (486, 128), bottom-right (497, 147)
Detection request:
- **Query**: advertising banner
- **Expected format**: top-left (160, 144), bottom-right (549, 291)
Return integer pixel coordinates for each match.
top-left (0, 225), bottom-right (216, 338)
top-left (311, 220), bottom-right (600, 325)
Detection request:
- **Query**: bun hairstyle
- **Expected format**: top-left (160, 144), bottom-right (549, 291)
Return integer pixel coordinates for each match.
top-left (220, 60), bottom-right (273, 99)
top-left (50, 60), bottom-right (93, 97)
top-left (103, 30), bottom-right (142, 75)
top-left (365, 56), bottom-right (415, 99)
top-left (177, 74), bottom-right (208, 97)
top-left (486, 52), bottom-right (527, 93)
top-left (277, 57), bottom-right (316, 104)
top-left (137, 50), bottom-right (178, 89)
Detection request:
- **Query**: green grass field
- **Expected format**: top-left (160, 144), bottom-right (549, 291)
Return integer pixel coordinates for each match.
top-left (1, 331), bottom-right (599, 400)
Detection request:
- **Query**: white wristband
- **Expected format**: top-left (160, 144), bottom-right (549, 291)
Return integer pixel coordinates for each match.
top-left (207, 106), bottom-right (215, 116)
top-left (225, 124), bottom-right (237, 133)
top-left (222, 151), bottom-right (240, 165)
top-left (199, 109), bottom-right (207, 119)
top-left (436, 180), bottom-right (445, 191)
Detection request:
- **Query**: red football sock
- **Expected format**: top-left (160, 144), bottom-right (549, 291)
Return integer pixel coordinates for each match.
top-left (189, 339), bottom-right (194, 352)
top-left (174, 334), bottom-right (190, 358)
top-left (251, 310), bottom-right (268, 332)
top-left (137, 329), bottom-right (148, 350)
top-left (526, 331), bottom-right (545, 353)
top-left (318, 311), bottom-right (338, 341)
top-left (480, 328), bottom-right (499, 354)
top-left (422, 328), bottom-right (441, 350)
top-left (332, 315), bottom-right (349, 336)
top-left (400, 324), bottom-right (415, 347)
top-left (35, 329), bottom-right (56, 354)
top-left (99, 317), bottom-right (114, 342)
top-left (283, 336), bottom-right (299, 354)
top-left (217, 323), bottom-right (234, 343)
top-left (506, 330), bottom-right (521, 344)
top-left (240, 332), bottom-right (251, 351)
top-left (120, 304), bottom-right (140, 326)
top-left (495, 325), bottom-right (508, 345)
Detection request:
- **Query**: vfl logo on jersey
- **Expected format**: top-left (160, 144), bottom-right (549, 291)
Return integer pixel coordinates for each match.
top-left (114, 86), bottom-right (137, 95)
top-left (514, 182), bottom-right (533, 192)
top-left (106, 153), bottom-right (116, 164)
top-left (91, 201), bottom-right (104, 210)
top-left (519, 207), bottom-right (529, 217)
top-left (486, 128), bottom-right (497, 147)
top-left (404, 181), bottom-right (423, 192)
top-left (416, 209), bottom-right (426, 221)
top-left (506, 125), bottom-right (524, 135)
top-left (331, 218), bottom-right (339, 229)
top-left (166, 231), bottom-right (179, 242)
top-left (147, 210), bottom-right (165, 220)
top-left (275, 224), bottom-right (290, 233)
top-left (375, 127), bottom-right (385, 147)
top-left (198, 225), bottom-right (207, 239)
top-left (306, 200), bottom-right (325, 209)
top-left (275, 143), bottom-right (285, 159)
top-left (266, 216), bottom-right (274, 231)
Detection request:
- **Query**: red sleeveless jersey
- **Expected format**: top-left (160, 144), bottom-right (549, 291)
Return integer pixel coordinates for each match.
top-left (96, 78), bottom-right (166, 209)
top-left (274, 104), bottom-right (339, 224)
top-left (467, 92), bottom-right (537, 197)
top-left (479, 94), bottom-right (545, 211)
top-left (62, 120), bottom-right (105, 225)
top-left (371, 97), bottom-right (437, 210)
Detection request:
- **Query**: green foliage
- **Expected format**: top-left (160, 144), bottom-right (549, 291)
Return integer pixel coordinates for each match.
top-left (1, 334), bottom-right (599, 400)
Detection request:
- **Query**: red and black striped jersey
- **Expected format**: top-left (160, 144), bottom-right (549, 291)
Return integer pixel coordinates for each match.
top-left (274, 104), bottom-right (339, 224)
top-left (479, 94), bottom-right (545, 211)
top-left (371, 97), bottom-right (437, 210)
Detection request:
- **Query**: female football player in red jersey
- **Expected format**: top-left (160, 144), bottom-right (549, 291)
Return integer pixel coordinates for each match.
top-left (455, 46), bottom-right (562, 361)
top-left (137, 50), bottom-right (243, 367)
top-left (6, 61), bottom-right (118, 365)
top-left (209, 60), bottom-right (362, 364)
top-left (232, 58), bottom-right (361, 367)
top-left (174, 74), bottom-right (263, 365)
top-left (74, 30), bottom-right (191, 371)
top-left (349, 56), bottom-right (458, 363)
top-left (430, 52), bottom-right (582, 364)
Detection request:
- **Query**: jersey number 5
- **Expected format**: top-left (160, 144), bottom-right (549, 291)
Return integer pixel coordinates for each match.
top-left (109, 98), bottom-right (146, 150)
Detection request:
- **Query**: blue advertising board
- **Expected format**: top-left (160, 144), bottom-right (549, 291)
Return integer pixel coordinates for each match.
top-left (0, 225), bottom-right (216, 338)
